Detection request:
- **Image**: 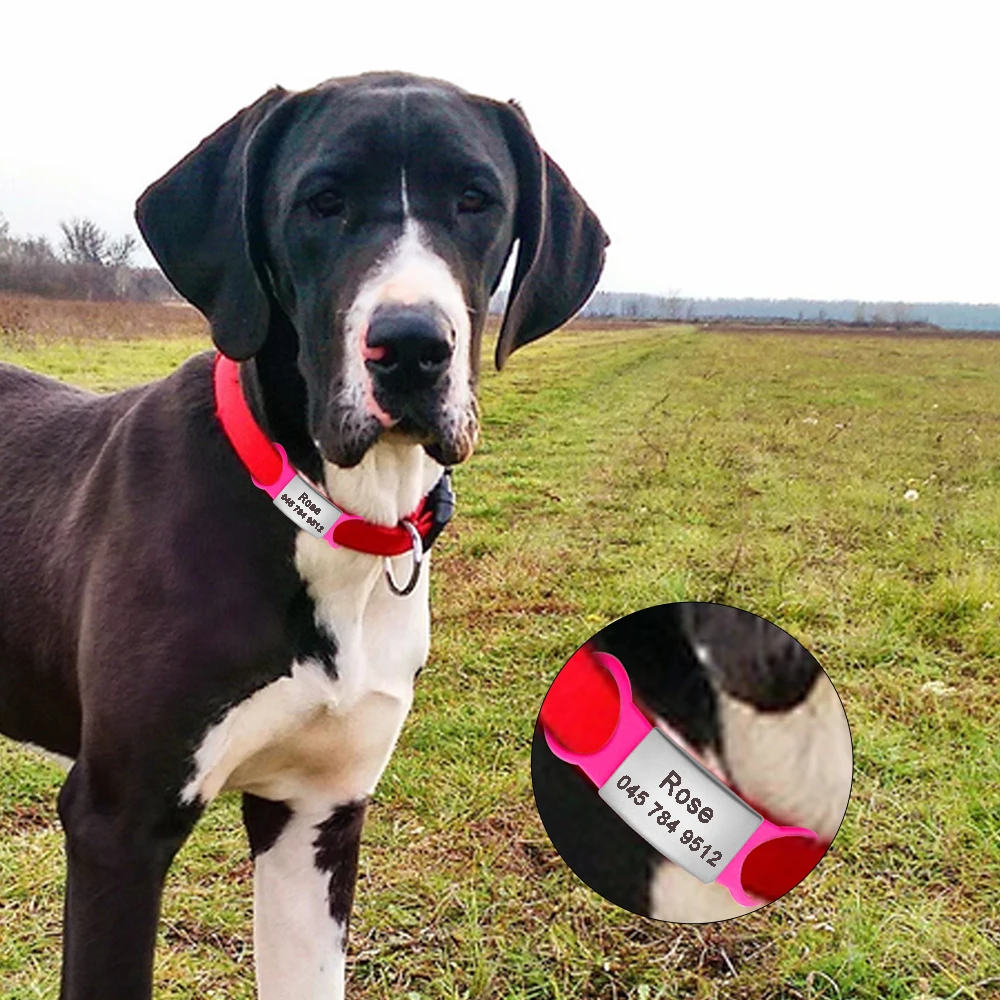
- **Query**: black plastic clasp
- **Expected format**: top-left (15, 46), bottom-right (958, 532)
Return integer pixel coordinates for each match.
top-left (422, 468), bottom-right (456, 552)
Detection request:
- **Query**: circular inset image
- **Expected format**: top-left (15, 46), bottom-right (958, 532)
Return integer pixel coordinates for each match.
top-left (531, 603), bottom-right (853, 922)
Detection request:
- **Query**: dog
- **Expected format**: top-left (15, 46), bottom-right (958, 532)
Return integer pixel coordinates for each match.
top-left (0, 72), bottom-right (607, 999)
top-left (531, 603), bottom-right (852, 922)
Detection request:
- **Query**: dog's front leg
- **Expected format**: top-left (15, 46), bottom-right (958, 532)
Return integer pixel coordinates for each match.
top-left (56, 760), bottom-right (202, 1000)
top-left (243, 793), bottom-right (367, 1000)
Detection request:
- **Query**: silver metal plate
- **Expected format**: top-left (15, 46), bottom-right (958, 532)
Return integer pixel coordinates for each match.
top-left (273, 474), bottom-right (343, 540)
top-left (598, 728), bottom-right (763, 883)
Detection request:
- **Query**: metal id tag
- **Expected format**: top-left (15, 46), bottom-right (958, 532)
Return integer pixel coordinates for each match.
top-left (598, 728), bottom-right (763, 883)
top-left (273, 474), bottom-right (344, 541)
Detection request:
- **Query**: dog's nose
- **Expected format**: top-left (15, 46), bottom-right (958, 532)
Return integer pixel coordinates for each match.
top-left (365, 304), bottom-right (453, 391)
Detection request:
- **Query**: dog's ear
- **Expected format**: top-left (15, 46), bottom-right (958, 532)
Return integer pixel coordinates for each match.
top-left (135, 88), bottom-right (293, 360)
top-left (492, 101), bottom-right (609, 370)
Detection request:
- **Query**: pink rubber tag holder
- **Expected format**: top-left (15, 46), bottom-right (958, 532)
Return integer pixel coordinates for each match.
top-left (543, 652), bottom-right (818, 907)
top-left (252, 443), bottom-right (362, 548)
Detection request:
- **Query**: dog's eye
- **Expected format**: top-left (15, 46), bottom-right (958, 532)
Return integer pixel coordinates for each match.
top-left (308, 191), bottom-right (346, 218)
top-left (457, 187), bottom-right (489, 214)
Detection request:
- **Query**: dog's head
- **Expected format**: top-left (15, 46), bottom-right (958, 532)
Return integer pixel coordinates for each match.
top-left (137, 72), bottom-right (607, 469)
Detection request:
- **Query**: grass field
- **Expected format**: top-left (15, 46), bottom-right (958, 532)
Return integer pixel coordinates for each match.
top-left (0, 302), bottom-right (998, 999)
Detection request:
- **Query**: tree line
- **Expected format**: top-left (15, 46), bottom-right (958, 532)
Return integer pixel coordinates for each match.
top-left (488, 290), bottom-right (1000, 331)
top-left (0, 213), bottom-right (174, 302)
top-left (575, 291), bottom-right (1000, 333)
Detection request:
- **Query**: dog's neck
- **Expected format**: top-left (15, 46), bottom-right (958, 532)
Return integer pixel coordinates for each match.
top-left (237, 340), bottom-right (442, 528)
top-left (321, 436), bottom-right (442, 527)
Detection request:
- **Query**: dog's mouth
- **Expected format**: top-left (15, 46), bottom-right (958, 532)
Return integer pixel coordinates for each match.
top-left (402, 404), bottom-right (480, 466)
top-left (316, 398), bottom-right (479, 469)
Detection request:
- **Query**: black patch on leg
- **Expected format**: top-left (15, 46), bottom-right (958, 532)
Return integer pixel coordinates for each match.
top-left (286, 584), bottom-right (338, 677)
top-left (242, 793), bottom-right (293, 857)
top-left (313, 800), bottom-right (367, 926)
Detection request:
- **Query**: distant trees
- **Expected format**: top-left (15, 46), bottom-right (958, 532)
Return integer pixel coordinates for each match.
top-left (580, 291), bottom-right (681, 319)
top-left (573, 292), bottom-right (1000, 332)
top-left (0, 212), bottom-right (173, 302)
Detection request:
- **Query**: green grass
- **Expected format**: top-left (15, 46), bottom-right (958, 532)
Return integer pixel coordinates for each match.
top-left (1, 324), bottom-right (998, 998)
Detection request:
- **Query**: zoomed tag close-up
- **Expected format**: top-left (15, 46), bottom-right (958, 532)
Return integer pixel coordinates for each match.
top-left (532, 602), bottom-right (853, 923)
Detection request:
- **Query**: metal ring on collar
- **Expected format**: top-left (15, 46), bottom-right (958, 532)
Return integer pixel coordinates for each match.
top-left (384, 519), bottom-right (424, 597)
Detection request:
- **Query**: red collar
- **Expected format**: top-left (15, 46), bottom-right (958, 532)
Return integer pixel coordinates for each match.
top-left (213, 353), bottom-right (437, 558)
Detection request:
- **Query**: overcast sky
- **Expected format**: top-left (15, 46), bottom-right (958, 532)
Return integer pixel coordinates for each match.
top-left (3, 1), bottom-right (998, 304)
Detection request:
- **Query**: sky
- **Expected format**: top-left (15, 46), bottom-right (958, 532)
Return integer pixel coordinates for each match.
top-left (2, 1), bottom-right (998, 305)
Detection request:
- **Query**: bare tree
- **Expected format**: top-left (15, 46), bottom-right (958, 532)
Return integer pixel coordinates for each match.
top-left (106, 234), bottom-right (137, 268)
top-left (60, 218), bottom-right (109, 265)
top-left (59, 219), bottom-right (136, 268)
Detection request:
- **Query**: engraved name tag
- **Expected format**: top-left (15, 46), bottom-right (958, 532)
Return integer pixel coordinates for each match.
top-left (598, 728), bottom-right (763, 883)
top-left (272, 474), bottom-right (343, 540)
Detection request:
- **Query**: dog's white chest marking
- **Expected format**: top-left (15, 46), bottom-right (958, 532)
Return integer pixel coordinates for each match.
top-left (181, 441), bottom-right (439, 811)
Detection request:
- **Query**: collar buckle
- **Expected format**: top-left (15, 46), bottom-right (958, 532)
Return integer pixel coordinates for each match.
top-left (384, 519), bottom-right (424, 597)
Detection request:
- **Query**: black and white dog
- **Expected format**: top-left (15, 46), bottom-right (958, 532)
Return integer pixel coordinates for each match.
top-left (532, 603), bottom-right (852, 922)
top-left (0, 73), bottom-right (606, 999)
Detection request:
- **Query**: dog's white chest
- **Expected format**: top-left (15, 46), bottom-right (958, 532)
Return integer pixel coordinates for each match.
top-left (181, 537), bottom-right (430, 809)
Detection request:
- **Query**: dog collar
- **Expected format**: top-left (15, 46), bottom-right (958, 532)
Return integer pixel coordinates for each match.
top-left (213, 352), bottom-right (454, 595)
top-left (540, 648), bottom-right (820, 907)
